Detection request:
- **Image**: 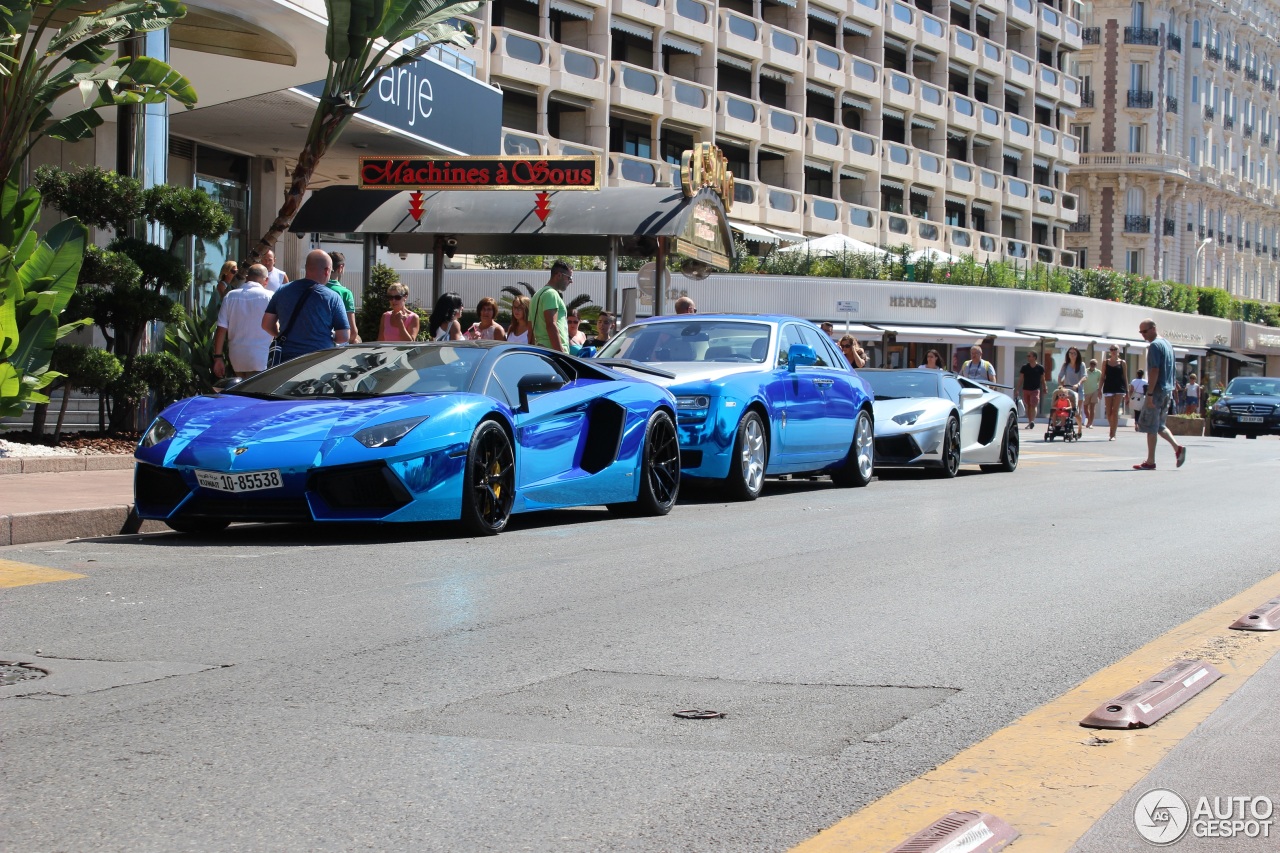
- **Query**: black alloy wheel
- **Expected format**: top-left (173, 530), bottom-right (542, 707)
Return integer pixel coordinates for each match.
top-left (461, 420), bottom-right (515, 535)
top-left (936, 415), bottom-right (961, 478)
top-left (166, 519), bottom-right (231, 536)
top-left (982, 416), bottom-right (1020, 473)
top-left (614, 409), bottom-right (681, 515)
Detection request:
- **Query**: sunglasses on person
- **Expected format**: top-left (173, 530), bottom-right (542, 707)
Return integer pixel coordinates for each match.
top-left (389, 295), bottom-right (405, 301)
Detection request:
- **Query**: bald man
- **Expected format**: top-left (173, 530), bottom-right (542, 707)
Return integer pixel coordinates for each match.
top-left (261, 248), bottom-right (350, 362)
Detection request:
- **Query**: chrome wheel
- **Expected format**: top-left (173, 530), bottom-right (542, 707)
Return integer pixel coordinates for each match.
top-left (833, 409), bottom-right (874, 488)
top-left (725, 412), bottom-right (767, 501)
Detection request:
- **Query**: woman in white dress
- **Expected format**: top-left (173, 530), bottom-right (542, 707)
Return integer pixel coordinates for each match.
top-left (506, 295), bottom-right (532, 344)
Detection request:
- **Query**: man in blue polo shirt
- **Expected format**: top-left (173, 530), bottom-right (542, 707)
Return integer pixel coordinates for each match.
top-left (261, 249), bottom-right (350, 361)
top-left (1134, 317), bottom-right (1187, 470)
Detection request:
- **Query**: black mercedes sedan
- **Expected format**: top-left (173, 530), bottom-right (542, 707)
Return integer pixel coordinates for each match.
top-left (1209, 376), bottom-right (1280, 438)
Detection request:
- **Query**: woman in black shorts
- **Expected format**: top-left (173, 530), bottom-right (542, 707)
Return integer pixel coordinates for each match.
top-left (1101, 346), bottom-right (1129, 440)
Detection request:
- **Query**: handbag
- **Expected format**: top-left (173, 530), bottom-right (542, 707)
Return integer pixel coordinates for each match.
top-left (266, 284), bottom-right (317, 369)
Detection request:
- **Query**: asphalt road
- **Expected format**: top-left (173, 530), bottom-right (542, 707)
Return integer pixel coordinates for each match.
top-left (3, 427), bottom-right (1279, 852)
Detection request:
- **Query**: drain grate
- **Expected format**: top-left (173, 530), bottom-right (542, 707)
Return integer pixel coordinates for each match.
top-left (0, 661), bottom-right (49, 686)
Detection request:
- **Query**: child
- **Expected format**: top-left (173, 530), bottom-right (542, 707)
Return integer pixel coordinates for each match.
top-left (1184, 373), bottom-right (1200, 414)
top-left (1049, 385), bottom-right (1074, 431)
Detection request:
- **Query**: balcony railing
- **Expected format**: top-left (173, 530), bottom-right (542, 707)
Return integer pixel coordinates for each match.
top-left (1225, 115), bottom-right (1235, 130)
top-left (1124, 215), bottom-right (1152, 233)
top-left (1123, 26), bottom-right (1160, 46)
top-left (1068, 215), bottom-right (1091, 232)
top-left (1204, 105), bottom-right (1215, 120)
top-left (1264, 132), bottom-right (1273, 145)
top-left (1080, 90), bottom-right (1094, 108)
top-left (1166, 96), bottom-right (1178, 114)
top-left (1226, 57), bottom-right (1241, 72)
top-left (1167, 33), bottom-right (1181, 52)
top-left (1206, 45), bottom-right (1221, 61)
top-left (1163, 218), bottom-right (1176, 236)
top-left (1245, 124), bottom-right (1254, 138)
top-left (1265, 78), bottom-right (1277, 94)
top-left (1246, 67), bottom-right (1259, 82)
top-left (1082, 26), bottom-right (1100, 45)
top-left (1127, 90), bottom-right (1154, 108)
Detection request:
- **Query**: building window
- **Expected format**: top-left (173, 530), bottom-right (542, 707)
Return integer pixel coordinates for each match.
top-left (1077, 248), bottom-right (1088, 268)
top-left (1129, 124), bottom-right (1145, 153)
top-left (1126, 249), bottom-right (1144, 274)
top-left (1072, 123), bottom-right (1090, 152)
top-left (1126, 186), bottom-right (1145, 216)
top-left (1192, 75), bottom-right (1199, 104)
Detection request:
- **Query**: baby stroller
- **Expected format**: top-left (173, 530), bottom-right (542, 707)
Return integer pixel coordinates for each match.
top-left (1044, 391), bottom-right (1079, 442)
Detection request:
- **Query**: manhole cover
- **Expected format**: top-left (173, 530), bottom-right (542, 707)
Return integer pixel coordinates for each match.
top-left (0, 662), bottom-right (49, 686)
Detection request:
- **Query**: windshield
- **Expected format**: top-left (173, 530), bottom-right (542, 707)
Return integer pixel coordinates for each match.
top-left (862, 371), bottom-right (940, 401)
top-left (227, 344), bottom-right (487, 399)
top-left (597, 320), bottom-right (772, 363)
top-left (1226, 377), bottom-right (1280, 397)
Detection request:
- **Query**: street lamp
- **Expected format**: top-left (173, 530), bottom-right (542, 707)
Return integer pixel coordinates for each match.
top-left (1194, 236), bottom-right (1213, 288)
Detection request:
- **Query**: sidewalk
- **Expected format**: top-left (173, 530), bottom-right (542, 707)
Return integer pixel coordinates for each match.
top-left (0, 459), bottom-right (144, 545)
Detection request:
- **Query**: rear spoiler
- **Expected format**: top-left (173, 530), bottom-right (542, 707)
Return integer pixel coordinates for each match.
top-left (595, 358), bottom-right (677, 380)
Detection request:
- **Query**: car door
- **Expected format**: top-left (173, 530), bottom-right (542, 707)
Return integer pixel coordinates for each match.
top-left (797, 325), bottom-right (857, 459)
top-left (773, 322), bottom-right (826, 464)
top-left (485, 352), bottom-right (601, 506)
top-left (952, 375), bottom-right (988, 451)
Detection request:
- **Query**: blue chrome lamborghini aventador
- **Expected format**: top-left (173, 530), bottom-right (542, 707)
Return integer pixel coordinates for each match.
top-left (134, 342), bottom-right (681, 535)
top-left (594, 315), bottom-right (875, 500)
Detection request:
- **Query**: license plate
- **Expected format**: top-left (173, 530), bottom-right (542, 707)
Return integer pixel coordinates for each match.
top-left (1238, 415), bottom-right (1265, 423)
top-left (196, 469), bottom-right (283, 493)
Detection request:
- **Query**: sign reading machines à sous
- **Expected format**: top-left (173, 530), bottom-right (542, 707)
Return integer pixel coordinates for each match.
top-left (359, 156), bottom-right (600, 191)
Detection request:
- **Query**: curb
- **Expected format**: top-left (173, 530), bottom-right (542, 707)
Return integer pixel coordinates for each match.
top-left (0, 455), bottom-right (135, 475)
top-left (0, 505), bottom-right (167, 546)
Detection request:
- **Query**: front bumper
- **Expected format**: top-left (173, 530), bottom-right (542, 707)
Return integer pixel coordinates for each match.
top-left (1210, 411), bottom-right (1280, 434)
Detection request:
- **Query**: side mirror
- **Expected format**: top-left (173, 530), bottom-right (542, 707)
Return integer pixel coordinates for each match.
top-left (517, 373), bottom-right (566, 410)
top-left (960, 387), bottom-right (984, 401)
top-left (577, 346), bottom-right (597, 359)
top-left (786, 344), bottom-right (817, 373)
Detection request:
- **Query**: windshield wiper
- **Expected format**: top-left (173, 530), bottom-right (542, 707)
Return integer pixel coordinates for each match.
top-left (226, 390), bottom-right (286, 400)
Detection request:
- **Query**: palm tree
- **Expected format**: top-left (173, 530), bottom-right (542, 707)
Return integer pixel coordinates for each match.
top-left (0, 0), bottom-right (196, 182)
top-left (252, 0), bottom-right (487, 259)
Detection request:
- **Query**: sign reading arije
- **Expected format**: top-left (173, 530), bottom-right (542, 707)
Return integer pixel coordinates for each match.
top-left (360, 156), bottom-right (600, 191)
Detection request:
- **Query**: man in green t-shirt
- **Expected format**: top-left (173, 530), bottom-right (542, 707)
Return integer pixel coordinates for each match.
top-left (326, 251), bottom-right (360, 344)
top-left (532, 259), bottom-right (572, 352)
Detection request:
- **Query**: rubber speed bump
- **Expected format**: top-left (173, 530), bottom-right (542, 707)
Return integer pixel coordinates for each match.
top-left (1080, 659), bottom-right (1222, 729)
top-left (1229, 595), bottom-right (1280, 631)
top-left (886, 811), bottom-right (1018, 853)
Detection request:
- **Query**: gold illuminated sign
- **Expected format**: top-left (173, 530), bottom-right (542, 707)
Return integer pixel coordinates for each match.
top-left (680, 143), bottom-right (734, 213)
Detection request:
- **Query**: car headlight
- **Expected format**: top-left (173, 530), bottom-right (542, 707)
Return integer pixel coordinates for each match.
top-left (676, 395), bottom-right (711, 410)
top-left (892, 410), bottom-right (925, 426)
top-left (354, 416), bottom-right (428, 448)
top-left (1212, 400), bottom-right (1229, 412)
top-left (140, 417), bottom-right (175, 448)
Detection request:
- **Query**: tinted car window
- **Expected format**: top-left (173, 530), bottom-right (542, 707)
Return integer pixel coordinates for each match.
top-left (797, 325), bottom-right (837, 368)
top-left (597, 320), bottom-right (772, 363)
top-left (777, 324), bottom-right (804, 367)
top-left (1226, 377), bottom-right (1280, 396)
top-left (229, 344), bottom-right (487, 399)
top-left (863, 371), bottom-right (942, 399)
top-left (486, 352), bottom-right (565, 406)
top-left (941, 375), bottom-right (962, 404)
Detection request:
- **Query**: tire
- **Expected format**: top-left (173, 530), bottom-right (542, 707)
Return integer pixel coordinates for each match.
top-left (725, 411), bottom-right (767, 501)
top-left (619, 409), bottom-right (680, 515)
top-left (934, 416), bottom-right (960, 478)
top-left (981, 416), bottom-right (1020, 473)
top-left (165, 519), bottom-right (231, 536)
top-left (461, 420), bottom-right (515, 536)
top-left (832, 409), bottom-right (874, 487)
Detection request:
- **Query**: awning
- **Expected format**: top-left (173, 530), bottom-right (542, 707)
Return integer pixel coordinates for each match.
top-left (875, 325), bottom-right (987, 345)
top-left (1005, 148), bottom-right (1023, 161)
top-left (971, 200), bottom-right (992, 211)
top-left (760, 67), bottom-right (794, 83)
top-left (804, 160), bottom-right (833, 173)
top-left (844, 21), bottom-right (873, 37)
top-left (914, 48), bottom-right (939, 63)
top-left (549, 0), bottom-right (594, 20)
top-left (1173, 346), bottom-right (1208, 358)
top-left (976, 6), bottom-right (997, 20)
top-left (1035, 97), bottom-right (1056, 110)
top-left (807, 6), bottom-right (839, 25)
top-left (1022, 331), bottom-right (1092, 348)
top-left (610, 18), bottom-right (653, 39)
top-left (771, 0), bottom-right (797, 7)
top-left (911, 116), bottom-right (937, 129)
top-left (833, 322), bottom-right (883, 336)
top-left (1091, 336), bottom-right (1136, 350)
top-left (660, 33), bottom-right (702, 55)
top-left (1002, 210), bottom-right (1023, 220)
top-left (769, 229), bottom-right (807, 243)
top-left (881, 178), bottom-right (905, 191)
top-left (290, 185), bottom-right (736, 260)
top-left (717, 53), bottom-right (753, 72)
top-left (729, 220), bottom-right (780, 244)
top-left (806, 81), bottom-right (836, 97)
top-left (883, 107), bottom-right (905, 120)
top-left (843, 95), bottom-right (872, 110)
top-left (1033, 156), bottom-right (1049, 168)
top-left (910, 185), bottom-right (935, 197)
top-left (1004, 83), bottom-right (1027, 96)
top-left (1208, 346), bottom-right (1264, 365)
top-left (965, 328), bottom-right (1043, 346)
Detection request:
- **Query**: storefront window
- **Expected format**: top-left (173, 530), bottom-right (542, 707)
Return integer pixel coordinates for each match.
top-left (193, 175), bottom-right (247, 306)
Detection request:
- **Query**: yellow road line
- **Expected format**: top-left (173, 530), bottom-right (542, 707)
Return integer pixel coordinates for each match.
top-left (0, 558), bottom-right (86, 588)
top-left (790, 572), bottom-right (1280, 852)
